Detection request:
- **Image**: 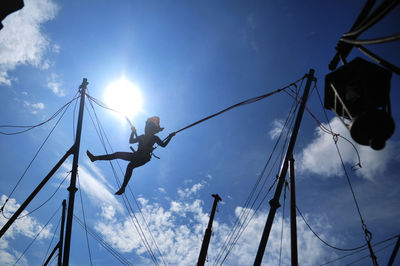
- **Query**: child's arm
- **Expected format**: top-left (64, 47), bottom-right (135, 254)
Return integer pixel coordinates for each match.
top-left (129, 126), bottom-right (139, 144)
top-left (155, 132), bottom-right (175, 147)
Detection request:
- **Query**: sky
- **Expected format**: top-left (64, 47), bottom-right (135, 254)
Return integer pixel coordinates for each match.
top-left (0, 0), bottom-right (399, 265)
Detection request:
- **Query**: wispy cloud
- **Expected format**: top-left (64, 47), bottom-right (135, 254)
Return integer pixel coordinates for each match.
top-left (269, 119), bottom-right (284, 140)
top-left (47, 73), bottom-right (65, 97)
top-left (296, 117), bottom-right (400, 180)
top-left (23, 100), bottom-right (45, 114)
top-left (157, 187), bottom-right (166, 194)
top-left (177, 182), bottom-right (206, 199)
top-left (0, 0), bottom-right (59, 86)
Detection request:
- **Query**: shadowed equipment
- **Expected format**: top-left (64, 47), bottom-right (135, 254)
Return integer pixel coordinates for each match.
top-left (324, 57), bottom-right (395, 150)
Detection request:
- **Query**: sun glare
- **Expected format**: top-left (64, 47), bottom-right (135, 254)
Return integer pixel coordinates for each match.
top-left (103, 79), bottom-right (143, 120)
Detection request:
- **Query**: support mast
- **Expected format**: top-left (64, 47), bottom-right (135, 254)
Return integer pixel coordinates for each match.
top-left (44, 199), bottom-right (66, 266)
top-left (63, 78), bottom-right (88, 266)
top-left (254, 69), bottom-right (315, 266)
top-left (58, 199), bottom-right (66, 266)
top-left (197, 194), bottom-right (222, 266)
top-left (289, 156), bottom-right (298, 266)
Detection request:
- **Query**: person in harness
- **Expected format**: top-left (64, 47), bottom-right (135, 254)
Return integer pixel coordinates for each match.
top-left (86, 116), bottom-right (175, 195)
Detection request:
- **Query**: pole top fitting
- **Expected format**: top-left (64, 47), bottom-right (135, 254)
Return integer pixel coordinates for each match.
top-left (79, 78), bottom-right (89, 90)
top-left (212, 194), bottom-right (222, 202)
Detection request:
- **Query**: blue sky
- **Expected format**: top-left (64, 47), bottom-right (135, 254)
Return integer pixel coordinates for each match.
top-left (0, 0), bottom-right (399, 265)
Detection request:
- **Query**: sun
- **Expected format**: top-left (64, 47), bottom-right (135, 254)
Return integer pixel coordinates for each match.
top-left (103, 78), bottom-right (143, 120)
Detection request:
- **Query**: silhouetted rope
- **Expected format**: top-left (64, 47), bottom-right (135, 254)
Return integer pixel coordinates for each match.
top-left (296, 205), bottom-right (367, 251)
top-left (214, 84), bottom-right (301, 265)
top-left (175, 76), bottom-right (305, 134)
top-left (41, 217), bottom-right (61, 265)
top-left (2, 171), bottom-right (70, 220)
top-left (77, 173), bottom-right (93, 266)
top-left (85, 99), bottom-right (164, 266)
top-left (0, 95), bottom-right (79, 135)
top-left (279, 183), bottom-right (288, 266)
top-left (13, 205), bottom-right (61, 265)
top-left (74, 215), bottom-right (133, 265)
top-left (86, 76), bottom-right (305, 137)
top-left (319, 234), bottom-right (400, 265)
top-left (313, 80), bottom-right (378, 265)
top-left (285, 81), bottom-right (362, 170)
top-left (346, 243), bottom-right (394, 265)
top-left (1, 95), bottom-right (77, 217)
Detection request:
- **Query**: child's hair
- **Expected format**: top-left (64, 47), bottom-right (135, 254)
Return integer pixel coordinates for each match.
top-left (145, 116), bottom-right (164, 135)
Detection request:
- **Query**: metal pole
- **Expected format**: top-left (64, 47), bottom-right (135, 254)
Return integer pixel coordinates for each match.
top-left (254, 69), bottom-right (315, 266)
top-left (388, 236), bottom-right (400, 266)
top-left (197, 194), bottom-right (222, 266)
top-left (63, 78), bottom-right (88, 266)
top-left (43, 200), bottom-right (66, 266)
top-left (44, 243), bottom-right (60, 266)
top-left (58, 199), bottom-right (66, 266)
top-left (289, 156), bottom-right (298, 266)
top-left (0, 148), bottom-right (73, 239)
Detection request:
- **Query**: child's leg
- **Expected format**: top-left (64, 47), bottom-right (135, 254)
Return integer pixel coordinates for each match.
top-left (115, 162), bottom-right (135, 195)
top-left (87, 150), bottom-right (133, 162)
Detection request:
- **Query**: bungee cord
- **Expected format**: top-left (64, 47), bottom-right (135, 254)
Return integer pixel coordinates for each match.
top-left (173, 76), bottom-right (306, 135)
top-left (85, 75), bottom-right (305, 265)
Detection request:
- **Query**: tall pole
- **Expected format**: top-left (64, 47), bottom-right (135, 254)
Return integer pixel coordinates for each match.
top-left (44, 199), bottom-right (67, 266)
top-left (197, 194), bottom-right (222, 266)
top-left (388, 236), bottom-right (400, 266)
top-left (63, 78), bottom-right (88, 266)
top-left (254, 69), bottom-right (315, 266)
top-left (289, 156), bottom-right (298, 266)
top-left (58, 199), bottom-right (66, 266)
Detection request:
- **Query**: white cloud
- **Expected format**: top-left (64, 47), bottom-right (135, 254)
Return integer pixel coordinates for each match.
top-left (52, 44), bottom-right (60, 53)
top-left (47, 73), bottom-right (65, 96)
top-left (92, 183), bottom-right (337, 266)
top-left (0, 0), bottom-right (59, 85)
top-left (0, 195), bottom-right (51, 266)
top-left (297, 117), bottom-right (400, 180)
top-left (177, 182), bottom-right (205, 199)
top-left (23, 100), bottom-right (45, 114)
top-left (269, 119), bottom-right (284, 140)
top-left (157, 187), bottom-right (166, 194)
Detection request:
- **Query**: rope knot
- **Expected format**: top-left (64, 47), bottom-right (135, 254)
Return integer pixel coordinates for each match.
top-left (364, 227), bottom-right (373, 242)
top-left (333, 134), bottom-right (340, 143)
